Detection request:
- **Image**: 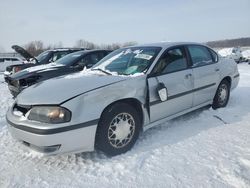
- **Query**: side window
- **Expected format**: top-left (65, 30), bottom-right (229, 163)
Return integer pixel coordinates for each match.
top-left (78, 55), bottom-right (89, 66)
top-left (0, 58), bottom-right (4, 63)
top-left (5, 58), bottom-right (11, 61)
top-left (77, 53), bottom-right (101, 68)
top-left (12, 58), bottom-right (20, 61)
top-left (153, 47), bottom-right (188, 74)
top-left (49, 51), bottom-right (69, 62)
top-left (188, 46), bottom-right (213, 67)
top-left (97, 52), bottom-right (107, 60)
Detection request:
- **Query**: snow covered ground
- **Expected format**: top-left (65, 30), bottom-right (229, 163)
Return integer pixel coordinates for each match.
top-left (0, 63), bottom-right (250, 188)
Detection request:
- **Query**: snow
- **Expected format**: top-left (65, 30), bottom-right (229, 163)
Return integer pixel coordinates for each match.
top-left (24, 63), bottom-right (64, 72)
top-left (64, 67), bottom-right (144, 79)
top-left (64, 68), bottom-right (108, 79)
top-left (0, 63), bottom-right (250, 187)
top-left (218, 48), bottom-right (233, 57)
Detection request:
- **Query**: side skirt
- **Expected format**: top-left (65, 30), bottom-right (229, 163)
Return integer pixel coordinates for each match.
top-left (143, 100), bottom-right (212, 131)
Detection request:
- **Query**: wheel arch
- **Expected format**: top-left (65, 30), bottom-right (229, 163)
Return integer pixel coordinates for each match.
top-left (94, 98), bottom-right (145, 150)
top-left (99, 98), bottom-right (144, 130)
top-left (221, 76), bottom-right (232, 88)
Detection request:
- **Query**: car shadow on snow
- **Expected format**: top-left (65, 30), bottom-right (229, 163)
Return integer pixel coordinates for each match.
top-left (2, 86), bottom-right (249, 169)
top-left (77, 87), bottom-right (249, 161)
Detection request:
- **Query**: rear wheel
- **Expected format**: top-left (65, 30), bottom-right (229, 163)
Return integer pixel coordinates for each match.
top-left (212, 80), bottom-right (230, 109)
top-left (95, 102), bottom-right (141, 156)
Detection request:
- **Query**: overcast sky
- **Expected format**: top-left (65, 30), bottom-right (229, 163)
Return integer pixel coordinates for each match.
top-left (0, 0), bottom-right (249, 52)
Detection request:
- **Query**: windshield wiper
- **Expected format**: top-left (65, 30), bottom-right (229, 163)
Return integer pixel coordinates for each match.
top-left (92, 68), bottom-right (112, 75)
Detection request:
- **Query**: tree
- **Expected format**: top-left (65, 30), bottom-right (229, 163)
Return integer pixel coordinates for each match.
top-left (75, 39), bottom-right (97, 49)
top-left (24, 40), bottom-right (45, 56)
top-left (122, 41), bottom-right (137, 47)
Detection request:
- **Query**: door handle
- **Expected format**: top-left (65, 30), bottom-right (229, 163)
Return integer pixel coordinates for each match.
top-left (185, 73), bottom-right (192, 79)
top-left (215, 68), bottom-right (220, 72)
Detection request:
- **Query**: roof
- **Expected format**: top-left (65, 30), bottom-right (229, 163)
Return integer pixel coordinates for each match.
top-left (138, 42), bottom-right (204, 48)
top-left (48, 48), bottom-right (88, 52)
top-left (61, 49), bottom-right (111, 56)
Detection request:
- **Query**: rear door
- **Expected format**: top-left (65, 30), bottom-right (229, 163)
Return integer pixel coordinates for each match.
top-left (148, 46), bottom-right (194, 122)
top-left (187, 45), bottom-right (219, 106)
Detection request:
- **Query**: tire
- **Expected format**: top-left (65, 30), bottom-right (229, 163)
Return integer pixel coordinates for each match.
top-left (95, 102), bottom-right (141, 156)
top-left (212, 80), bottom-right (230, 109)
top-left (239, 57), bottom-right (243, 63)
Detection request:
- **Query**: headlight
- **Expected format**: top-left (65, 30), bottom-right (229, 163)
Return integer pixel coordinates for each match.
top-left (28, 106), bottom-right (71, 124)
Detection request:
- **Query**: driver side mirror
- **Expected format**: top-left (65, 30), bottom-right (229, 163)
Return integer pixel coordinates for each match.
top-left (157, 82), bottom-right (168, 101)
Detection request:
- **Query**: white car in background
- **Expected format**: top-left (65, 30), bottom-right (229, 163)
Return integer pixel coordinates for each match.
top-left (218, 47), bottom-right (243, 63)
top-left (0, 57), bottom-right (25, 72)
top-left (242, 49), bottom-right (250, 63)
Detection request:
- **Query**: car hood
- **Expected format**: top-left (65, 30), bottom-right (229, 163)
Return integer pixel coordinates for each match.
top-left (17, 72), bottom-right (127, 105)
top-left (12, 45), bottom-right (37, 62)
top-left (11, 63), bottom-right (65, 80)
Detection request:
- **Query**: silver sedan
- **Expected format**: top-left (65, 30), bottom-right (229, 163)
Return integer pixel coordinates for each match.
top-left (6, 42), bottom-right (239, 156)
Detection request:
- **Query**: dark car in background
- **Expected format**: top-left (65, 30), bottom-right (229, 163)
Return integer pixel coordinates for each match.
top-left (4, 45), bottom-right (86, 81)
top-left (6, 49), bottom-right (111, 97)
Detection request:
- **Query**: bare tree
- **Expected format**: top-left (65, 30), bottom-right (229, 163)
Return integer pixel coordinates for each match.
top-left (24, 40), bottom-right (45, 56)
top-left (75, 39), bottom-right (97, 49)
top-left (122, 41), bottom-right (137, 47)
top-left (206, 37), bottom-right (250, 48)
top-left (75, 39), bottom-right (137, 50)
top-left (20, 39), bottom-right (138, 57)
top-left (53, 41), bottom-right (63, 48)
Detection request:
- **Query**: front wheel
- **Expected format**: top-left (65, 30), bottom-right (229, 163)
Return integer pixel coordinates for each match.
top-left (212, 80), bottom-right (230, 109)
top-left (95, 102), bottom-right (141, 156)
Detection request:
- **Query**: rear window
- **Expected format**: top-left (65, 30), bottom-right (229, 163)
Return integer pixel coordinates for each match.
top-left (55, 51), bottom-right (84, 65)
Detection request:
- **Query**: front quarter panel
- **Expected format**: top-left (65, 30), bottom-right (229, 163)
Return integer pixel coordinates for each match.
top-left (62, 75), bottom-right (148, 125)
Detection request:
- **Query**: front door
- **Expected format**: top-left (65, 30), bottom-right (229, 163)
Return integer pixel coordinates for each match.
top-left (148, 46), bottom-right (194, 122)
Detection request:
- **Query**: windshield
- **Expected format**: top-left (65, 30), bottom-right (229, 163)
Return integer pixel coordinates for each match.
top-left (92, 47), bottom-right (161, 75)
top-left (55, 51), bottom-right (84, 65)
top-left (36, 51), bottom-right (50, 63)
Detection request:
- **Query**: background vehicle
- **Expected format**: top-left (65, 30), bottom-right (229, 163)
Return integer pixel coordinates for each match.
top-left (6, 42), bottom-right (239, 156)
top-left (4, 45), bottom-right (85, 80)
top-left (6, 50), bottom-right (111, 97)
top-left (242, 49), bottom-right (250, 63)
top-left (0, 57), bottom-right (25, 72)
top-left (218, 47), bottom-right (243, 63)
